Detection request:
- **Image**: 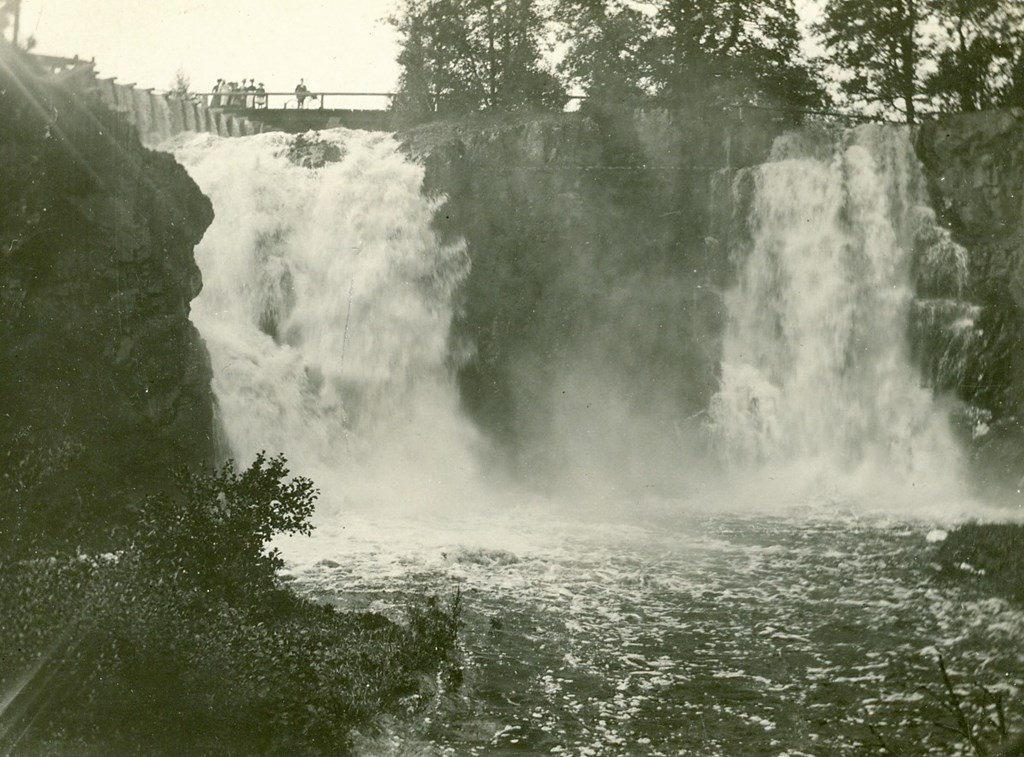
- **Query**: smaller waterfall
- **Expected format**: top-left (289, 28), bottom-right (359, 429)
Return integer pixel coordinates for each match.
top-left (708, 126), bottom-right (968, 500)
top-left (130, 89), bottom-right (154, 140)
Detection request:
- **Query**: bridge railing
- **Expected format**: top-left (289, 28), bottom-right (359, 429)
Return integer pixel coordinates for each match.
top-left (182, 90), bottom-right (881, 123)
top-left (192, 91), bottom-right (399, 111)
top-left (189, 90), bottom-right (590, 112)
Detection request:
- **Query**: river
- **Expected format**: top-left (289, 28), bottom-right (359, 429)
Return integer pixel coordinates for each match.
top-left (171, 125), bottom-right (1024, 755)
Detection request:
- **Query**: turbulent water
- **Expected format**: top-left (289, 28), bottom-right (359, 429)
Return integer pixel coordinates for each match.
top-left (172, 126), bottom-right (1024, 755)
top-left (282, 507), bottom-right (1024, 756)
top-left (174, 129), bottom-right (484, 511)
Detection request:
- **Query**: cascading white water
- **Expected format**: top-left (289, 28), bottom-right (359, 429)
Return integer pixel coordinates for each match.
top-left (172, 129), bottom-right (484, 512)
top-left (708, 126), bottom-right (967, 501)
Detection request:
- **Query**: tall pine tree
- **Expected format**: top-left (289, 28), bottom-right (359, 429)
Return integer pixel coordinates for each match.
top-left (644, 0), bottom-right (826, 109)
top-left (552, 0), bottom-right (651, 103)
top-left (816, 0), bottom-right (924, 123)
top-left (390, 0), bottom-right (566, 120)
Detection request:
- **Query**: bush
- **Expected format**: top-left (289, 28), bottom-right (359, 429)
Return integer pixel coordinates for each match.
top-left (13, 454), bottom-right (463, 755)
top-left (65, 585), bottom-right (463, 754)
top-left (0, 431), bottom-right (83, 554)
top-left (132, 452), bottom-right (317, 603)
top-left (0, 555), bottom-right (96, 689)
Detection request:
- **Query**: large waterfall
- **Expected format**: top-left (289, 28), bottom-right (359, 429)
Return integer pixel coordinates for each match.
top-left (708, 126), bottom-right (967, 504)
top-left (171, 124), bottom-right (976, 516)
top-left (172, 129), bottom-right (483, 511)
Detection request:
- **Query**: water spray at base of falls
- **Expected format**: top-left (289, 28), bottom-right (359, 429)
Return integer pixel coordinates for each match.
top-left (171, 124), bottom-right (988, 521)
top-left (173, 129), bottom-right (487, 514)
top-left (708, 126), bottom-right (972, 509)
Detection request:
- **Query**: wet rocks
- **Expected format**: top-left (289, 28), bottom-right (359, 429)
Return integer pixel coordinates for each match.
top-left (917, 109), bottom-right (1024, 497)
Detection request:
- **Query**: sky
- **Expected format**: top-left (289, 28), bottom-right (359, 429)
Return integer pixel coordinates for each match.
top-left (17, 0), bottom-right (827, 98)
top-left (19, 0), bottom-right (403, 95)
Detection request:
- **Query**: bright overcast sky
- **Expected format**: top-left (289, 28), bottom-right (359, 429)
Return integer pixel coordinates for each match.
top-left (18, 0), bottom-right (826, 95)
top-left (19, 0), bottom-right (403, 94)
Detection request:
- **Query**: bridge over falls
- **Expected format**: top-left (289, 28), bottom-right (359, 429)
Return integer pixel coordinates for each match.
top-left (30, 54), bottom-right (392, 144)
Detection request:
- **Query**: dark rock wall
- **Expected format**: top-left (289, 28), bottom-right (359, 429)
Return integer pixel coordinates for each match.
top-left (917, 109), bottom-right (1024, 494)
top-left (401, 107), bottom-right (781, 489)
top-left (406, 106), bottom-right (1024, 497)
top-left (1, 46), bottom-right (216, 540)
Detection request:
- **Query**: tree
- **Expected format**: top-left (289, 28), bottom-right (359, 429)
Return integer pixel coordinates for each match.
top-left (644, 0), bottom-right (827, 110)
top-left (817, 0), bottom-right (1024, 121)
top-left (552, 0), bottom-right (651, 103)
top-left (1, 0), bottom-right (15, 41)
top-left (925, 0), bottom-right (1024, 112)
top-left (1004, 49), bottom-right (1024, 107)
top-left (133, 453), bottom-right (317, 602)
top-left (816, 0), bottom-right (926, 122)
top-left (168, 67), bottom-right (201, 103)
top-left (390, 0), bottom-right (567, 119)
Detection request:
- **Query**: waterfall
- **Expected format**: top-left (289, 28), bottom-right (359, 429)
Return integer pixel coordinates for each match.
top-left (708, 126), bottom-right (967, 498)
top-left (173, 130), bottom-right (483, 511)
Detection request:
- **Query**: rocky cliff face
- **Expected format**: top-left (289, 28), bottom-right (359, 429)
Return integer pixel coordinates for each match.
top-left (0, 46), bottom-right (215, 542)
top-left (917, 110), bottom-right (1024, 495)
top-left (405, 106), bottom-right (1024, 498)
top-left (401, 106), bottom-right (782, 491)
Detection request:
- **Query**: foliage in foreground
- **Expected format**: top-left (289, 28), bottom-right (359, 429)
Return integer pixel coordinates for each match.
top-left (131, 452), bottom-right (317, 603)
top-left (1, 455), bottom-right (462, 755)
top-left (869, 653), bottom-right (1015, 757)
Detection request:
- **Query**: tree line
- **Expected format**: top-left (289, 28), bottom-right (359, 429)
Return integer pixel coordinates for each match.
top-left (389, 0), bottom-right (1024, 123)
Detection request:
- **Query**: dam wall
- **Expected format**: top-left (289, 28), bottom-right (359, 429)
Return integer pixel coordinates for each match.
top-left (91, 76), bottom-right (264, 146)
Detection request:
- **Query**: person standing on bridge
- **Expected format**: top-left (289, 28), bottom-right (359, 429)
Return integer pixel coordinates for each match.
top-left (255, 82), bottom-right (267, 109)
top-left (295, 78), bottom-right (309, 108)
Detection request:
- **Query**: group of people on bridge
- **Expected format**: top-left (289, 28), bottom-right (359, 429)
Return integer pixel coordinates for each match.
top-left (210, 78), bottom-right (267, 109)
top-left (210, 78), bottom-right (318, 110)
